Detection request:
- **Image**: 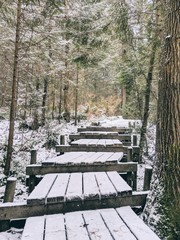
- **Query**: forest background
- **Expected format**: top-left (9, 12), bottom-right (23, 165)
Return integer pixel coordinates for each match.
top-left (0, 0), bottom-right (179, 240)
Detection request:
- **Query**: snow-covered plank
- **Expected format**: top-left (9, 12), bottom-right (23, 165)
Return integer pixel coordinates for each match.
top-left (45, 214), bottom-right (66, 240)
top-left (106, 152), bottom-right (124, 163)
top-left (56, 144), bottom-right (125, 153)
top-left (112, 139), bottom-right (123, 146)
top-left (116, 206), bottom-right (161, 240)
top-left (65, 211), bottom-right (90, 240)
top-left (87, 139), bottom-right (99, 146)
top-left (83, 172), bottom-right (100, 200)
top-left (42, 152), bottom-right (77, 165)
top-left (21, 216), bottom-right (45, 240)
top-left (26, 162), bottom-right (137, 176)
top-left (95, 172), bottom-right (117, 198)
top-left (65, 173), bottom-right (83, 201)
top-left (107, 171), bottom-right (132, 196)
top-left (83, 210), bottom-right (113, 240)
top-left (71, 139), bottom-right (88, 145)
top-left (57, 152), bottom-right (87, 165)
top-left (92, 152), bottom-right (115, 164)
top-left (105, 139), bottom-right (114, 146)
top-left (100, 208), bottom-right (136, 240)
top-left (87, 151), bottom-right (104, 161)
top-left (73, 152), bottom-right (98, 165)
top-left (47, 173), bottom-right (70, 204)
top-left (27, 174), bottom-right (57, 205)
top-left (96, 139), bottom-right (106, 146)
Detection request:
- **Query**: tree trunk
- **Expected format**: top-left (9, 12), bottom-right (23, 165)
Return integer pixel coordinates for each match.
top-left (121, 86), bottom-right (126, 108)
top-left (139, 41), bottom-right (157, 162)
top-left (32, 78), bottom-right (40, 130)
top-left (58, 73), bottom-right (63, 124)
top-left (41, 44), bottom-right (52, 126)
top-left (63, 0), bottom-right (70, 123)
top-left (4, 0), bottom-right (22, 176)
top-left (41, 75), bottom-right (48, 126)
top-left (51, 80), bottom-right (56, 120)
top-left (144, 1), bottom-right (180, 239)
top-left (74, 63), bottom-right (79, 126)
top-left (139, 0), bottom-right (162, 162)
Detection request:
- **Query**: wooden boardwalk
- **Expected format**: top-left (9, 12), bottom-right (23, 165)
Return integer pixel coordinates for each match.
top-left (21, 206), bottom-right (161, 240)
top-left (27, 172), bottom-right (132, 205)
top-left (77, 126), bottom-right (132, 133)
top-left (69, 132), bottom-right (132, 146)
top-left (0, 123), bottom-right (160, 239)
top-left (26, 152), bottom-right (137, 192)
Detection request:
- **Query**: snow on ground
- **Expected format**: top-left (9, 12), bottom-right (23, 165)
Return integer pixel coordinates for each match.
top-left (0, 116), bottom-right (156, 240)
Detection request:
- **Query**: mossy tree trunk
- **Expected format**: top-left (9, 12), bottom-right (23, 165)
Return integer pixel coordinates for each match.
top-left (145, 1), bottom-right (180, 239)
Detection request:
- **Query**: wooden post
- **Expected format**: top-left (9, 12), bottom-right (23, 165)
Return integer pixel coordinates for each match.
top-left (4, 177), bottom-right (16, 203)
top-left (132, 146), bottom-right (140, 162)
top-left (29, 149), bottom-right (37, 193)
top-left (60, 135), bottom-right (65, 145)
top-left (30, 149), bottom-right (37, 164)
top-left (0, 177), bottom-right (17, 231)
top-left (127, 147), bottom-right (133, 162)
top-left (143, 166), bottom-right (153, 191)
top-left (133, 135), bottom-right (138, 146)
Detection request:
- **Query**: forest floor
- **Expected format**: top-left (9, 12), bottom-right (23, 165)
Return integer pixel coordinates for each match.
top-left (0, 116), bottom-right (156, 240)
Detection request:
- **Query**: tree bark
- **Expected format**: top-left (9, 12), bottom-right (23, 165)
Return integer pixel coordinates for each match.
top-left (4, 0), bottom-right (22, 176)
top-left (63, 0), bottom-right (70, 123)
top-left (74, 63), bottom-right (79, 126)
top-left (41, 44), bottom-right (52, 126)
top-left (58, 73), bottom-right (63, 124)
top-left (139, 41), bottom-right (157, 162)
top-left (144, 1), bottom-right (180, 239)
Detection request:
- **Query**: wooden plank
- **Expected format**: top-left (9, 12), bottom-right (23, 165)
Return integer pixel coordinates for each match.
top-left (112, 139), bottom-right (123, 146)
top-left (70, 152), bottom-right (97, 165)
top-left (69, 133), bottom-right (131, 140)
top-left (96, 139), bottom-right (106, 146)
top-left (66, 173), bottom-right (83, 201)
top-left (87, 139), bottom-right (99, 146)
top-left (45, 214), bottom-right (66, 240)
top-left (21, 216), bottom-right (45, 240)
top-left (56, 145), bottom-right (126, 153)
top-left (77, 126), bottom-right (132, 133)
top-left (54, 152), bottom-right (93, 166)
top-left (82, 210), bottom-right (113, 240)
top-left (92, 152), bottom-right (115, 164)
top-left (42, 152), bottom-right (82, 165)
top-left (83, 172), bottom-right (100, 200)
top-left (100, 208), bottom-right (137, 240)
top-left (95, 172), bottom-right (117, 198)
top-left (26, 162), bottom-right (138, 176)
top-left (0, 192), bottom-right (148, 220)
top-left (47, 173), bottom-right (70, 204)
top-left (65, 211), bottom-right (90, 240)
top-left (105, 139), bottom-right (114, 146)
top-left (83, 152), bottom-right (104, 163)
top-left (27, 174), bottom-right (57, 205)
top-left (106, 152), bottom-right (123, 162)
top-left (107, 171), bottom-right (132, 196)
top-left (117, 206), bottom-right (161, 240)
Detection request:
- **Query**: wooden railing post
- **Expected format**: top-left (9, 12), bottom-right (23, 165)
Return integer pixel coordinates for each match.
top-left (132, 146), bottom-right (140, 162)
top-left (127, 147), bottom-right (133, 162)
top-left (3, 177), bottom-right (17, 203)
top-left (60, 135), bottom-right (65, 145)
top-left (29, 149), bottom-right (37, 193)
top-left (0, 177), bottom-right (17, 231)
top-left (143, 166), bottom-right (153, 191)
top-left (133, 135), bottom-right (138, 146)
top-left (30, 149), bottom-right (37, 164)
